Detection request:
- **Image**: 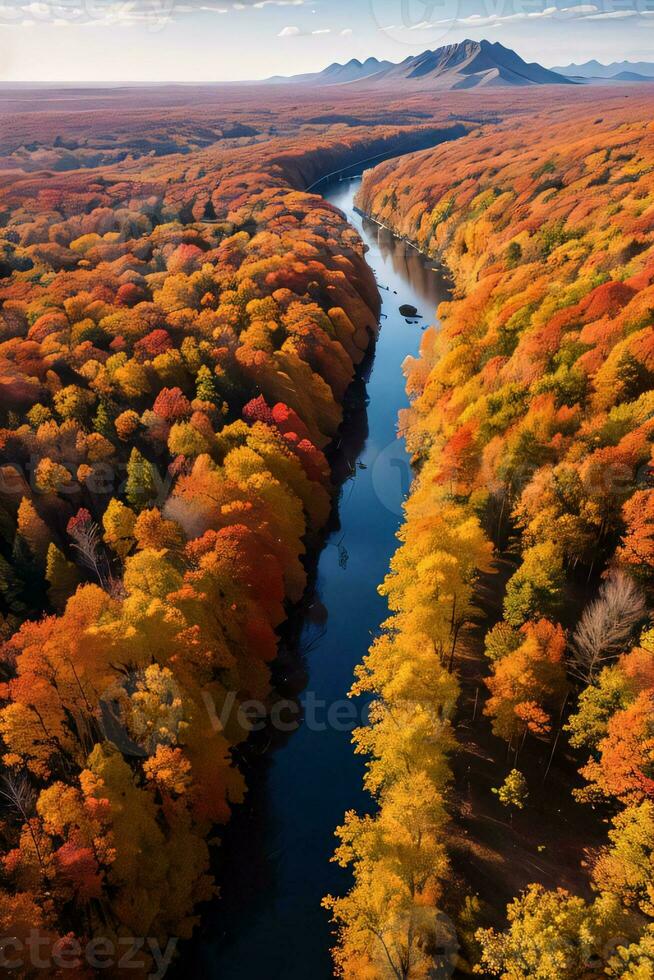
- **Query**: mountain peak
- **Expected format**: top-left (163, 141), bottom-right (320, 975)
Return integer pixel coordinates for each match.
top-left (268, 39), bottom-right (573, 89)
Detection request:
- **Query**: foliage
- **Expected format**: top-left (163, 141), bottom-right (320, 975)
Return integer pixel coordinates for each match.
top-left (484, 619), bottom-right (567, 744)
top-left (475, 884), bottom-right (640, 979)
top-left (355, 89), bottom-right (654, 979)
top-left (0, 101), bottom-right (384, 955)
top-left (493, 769), bottom-right (528, 811)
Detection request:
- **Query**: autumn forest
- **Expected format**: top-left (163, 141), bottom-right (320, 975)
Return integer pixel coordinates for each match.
top-left (0, 67), bottom-right (653, 979)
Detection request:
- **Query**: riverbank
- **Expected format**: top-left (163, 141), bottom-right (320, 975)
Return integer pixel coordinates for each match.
top-left (345, 94), bottom-right (654, 975)
top-left (180, 176), bottom-right (452, 978)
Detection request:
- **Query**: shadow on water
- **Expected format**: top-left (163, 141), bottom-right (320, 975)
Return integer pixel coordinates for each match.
top-left (177, 176), bottom-right (451, 979)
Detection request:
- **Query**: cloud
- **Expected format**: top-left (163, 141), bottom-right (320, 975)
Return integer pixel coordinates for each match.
top-left (380, 1), bottom-right (652, 33)
top-left (440, 6), bottom-right (597, 28)
top-left (340, 26), bottom-right (352, 34)
top-left (586, 8), bottom-right (638, 17)
top-left (1, 0), bottom-right (304, 27)
top-left (253, 0), bottom-right (303, 7)
top-left (278, 21), bottom-right (333, 37)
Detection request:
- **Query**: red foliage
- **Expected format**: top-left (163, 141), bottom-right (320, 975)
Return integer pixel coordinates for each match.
top-left (66, 508), bottom-right (93, 537)
top-left (134, 328), bottom-right (172, 360)
top-left (271, 402), bottom-right (311, 443)
top-left (54, 843), bottom-right (104, 902)
top-left (153, 387), bottom-right (192, 422)
top-left (166, 243), bottom-right (204, 274)
top-left (243, 395), bottom-right (274, 426)
top-left (116, 282), bottom-right (147, 307)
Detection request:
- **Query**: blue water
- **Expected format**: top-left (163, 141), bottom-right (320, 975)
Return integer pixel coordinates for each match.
top-left (191, 177), bottom-right (449, 978)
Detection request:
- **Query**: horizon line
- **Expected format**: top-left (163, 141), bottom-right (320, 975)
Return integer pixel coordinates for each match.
top-left (0, 41), bottom-right (647, 88)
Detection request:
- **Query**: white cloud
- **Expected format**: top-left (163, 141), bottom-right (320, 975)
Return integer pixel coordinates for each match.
top-left (378, 1), bottom-right (654, 33)
top-left (340, 26), bottom-right (352, 34)
top-left (443, 8), bottom-right (558, 27)
top-left (253, 0), bottom-right (304, 7)
top-left (586, 8), bottom-right (638, 17)
top-left (278, 21), bottom-right (334, 37)
top-left (0, 0), bottom-right (303, 26)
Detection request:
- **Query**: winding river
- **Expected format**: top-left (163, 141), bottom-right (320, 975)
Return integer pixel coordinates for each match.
top-left (189, 176), bottom-right (450, 978)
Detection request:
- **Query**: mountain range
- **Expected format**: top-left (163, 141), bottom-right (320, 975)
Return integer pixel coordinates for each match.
top-left (269, 40), bottom-right (572, 90)
top-left (552, 59), bottom-right (654, 82)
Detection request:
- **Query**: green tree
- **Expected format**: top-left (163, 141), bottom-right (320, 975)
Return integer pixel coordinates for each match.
top-left (195, 365), bottom-right (219, 404)
top-left (503, 542), bottom-right (565, 626)
top-left (566, 663), bottom-right (633, 752)
top-left (506, 241), bottom-right (522, 268)
top-left (493, 769), bottom-right (528, 815)
top-left (484, 622), bottom-right (521, 663)
top-left (93, 400), bottom-right (114, 438)
top-left (125, 448), bottom-right (158, 511)
top-left (45, 543), bottom-right (80, 612)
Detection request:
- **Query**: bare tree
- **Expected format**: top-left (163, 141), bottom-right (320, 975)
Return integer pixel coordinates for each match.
top-left (571, 570), bottom-right (647, 683)
top-left (0, 773), bottom-right (36, 820)
top-left (68, 512), bottom-right (109, 588)
top-left (0, 774), bottom-right (46, 875)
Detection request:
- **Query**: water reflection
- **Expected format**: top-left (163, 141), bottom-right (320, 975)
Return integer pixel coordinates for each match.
top-left (364, 216), bottom-right (451, 312)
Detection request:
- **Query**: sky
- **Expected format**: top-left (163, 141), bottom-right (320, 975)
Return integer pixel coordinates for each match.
top-left (1, 0), bottom-right (653, 82)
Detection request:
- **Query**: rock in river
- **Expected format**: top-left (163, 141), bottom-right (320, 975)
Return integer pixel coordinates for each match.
top-left (399, 303), bottom-right (419, 317)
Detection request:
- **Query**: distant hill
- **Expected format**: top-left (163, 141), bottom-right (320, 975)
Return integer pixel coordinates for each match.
top-left (552, 59), bottom-right (654, 80)
top-left (612, 71), bottom-right (654, 82)
top-left (269, 40), bottom-right (573, 89)
top-left (268, 57), bottom-right (392, 86)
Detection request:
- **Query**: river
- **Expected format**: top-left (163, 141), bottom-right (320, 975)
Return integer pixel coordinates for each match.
top-left (187, 175), bottom-right (451, 978)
